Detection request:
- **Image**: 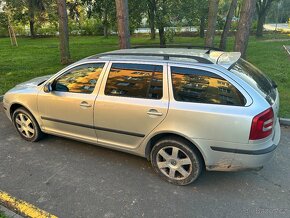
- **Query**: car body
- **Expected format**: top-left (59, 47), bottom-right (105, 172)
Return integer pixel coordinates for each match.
top-left (3, 47), bottom-right (281, 185)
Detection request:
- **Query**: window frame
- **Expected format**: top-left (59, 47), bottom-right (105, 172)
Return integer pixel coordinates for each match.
top-left (168, 63), bottom-right (252, 107)
top-left (45, 61), bottom-right (109, 95)
top-left (100, 61), bottom-right (167, 101)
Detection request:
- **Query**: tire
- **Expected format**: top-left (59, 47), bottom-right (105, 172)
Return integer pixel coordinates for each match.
top-left (151, 137), bottom-right (203, 185)
top-left (12, 107), bottom-right (44, 142)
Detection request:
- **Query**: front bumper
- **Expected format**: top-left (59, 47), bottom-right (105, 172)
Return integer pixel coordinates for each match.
top-left (2, 97), bottom-right (11, 121)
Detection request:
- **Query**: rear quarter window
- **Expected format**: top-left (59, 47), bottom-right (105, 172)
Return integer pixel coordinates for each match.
top-left (171, 66), bottom-right (246, 106)
top-left (230, 59), bottom-right (276, 105)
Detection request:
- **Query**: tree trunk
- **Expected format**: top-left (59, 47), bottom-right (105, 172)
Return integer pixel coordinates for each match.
top-left (234, 0), bottom-right (256, 58)
top-left (28, 0), bottom-right (35, 38)
top-left (199, 15), bottom-right (205, 38)
top-left (148, 9), bottom-right (155, 39)
top-left (205, 0), bottom-right (219, 47)
top-left (158, 27), bottom-right (166, 47)
top-left (115, 0), bottom-right (131, 49)
top-left (256, 12), bottom-right (266, 37)
top-left (220, 0), bottom-right (238, 50)
top-left (57, 0), bottom-right (71, 64)
top-left (103, 11), bottom-right (109, 38)
top-left (147, 0), bottom-right (156, 40)
top-left (29, 20), bottom-right (35, 37)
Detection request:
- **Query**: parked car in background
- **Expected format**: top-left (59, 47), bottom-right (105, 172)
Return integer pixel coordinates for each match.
top-left (3, 47), bottom-right (281, 185)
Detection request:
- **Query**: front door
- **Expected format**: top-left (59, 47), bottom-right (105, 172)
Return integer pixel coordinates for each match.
top-left (94, 62), bottom-right (169, 149)
top-left (38, 62), bottom-right (106, 142)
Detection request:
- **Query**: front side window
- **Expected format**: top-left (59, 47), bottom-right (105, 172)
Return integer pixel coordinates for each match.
top-left (171, 66), bottom-right (246, 106)
top-left (105, 63), bottom-right (163, 99)
top-left (53, 63), bottom-right (105, 94)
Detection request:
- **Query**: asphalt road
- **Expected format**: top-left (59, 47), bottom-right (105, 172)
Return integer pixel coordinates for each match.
top-left (0, 105), bottom-right (290, 218)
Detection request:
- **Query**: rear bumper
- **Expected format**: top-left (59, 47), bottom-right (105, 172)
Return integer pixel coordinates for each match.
top-left (196, 120), bottom-right (281, 172)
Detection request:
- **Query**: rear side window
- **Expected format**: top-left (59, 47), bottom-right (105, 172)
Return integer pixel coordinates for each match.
top-left (105, 63), bottom-right (163, 99)
top-left (230, 59), bottom-right (276, 105)
top-left (171, 66), bottom-right (246, 106)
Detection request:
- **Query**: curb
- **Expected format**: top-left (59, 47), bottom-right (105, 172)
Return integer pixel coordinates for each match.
top-left (0, 205), bottom-right (23, 218)
top-left (0, 190), bottom-right (57, 218)
top-left (280, 118), bottom-right (290, 126)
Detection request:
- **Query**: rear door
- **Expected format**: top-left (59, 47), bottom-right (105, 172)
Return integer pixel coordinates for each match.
top-left (93, 61), bottom-right (169, 149)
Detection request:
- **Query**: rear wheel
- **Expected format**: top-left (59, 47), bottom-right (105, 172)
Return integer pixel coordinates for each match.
top-left (151, 137), bottom-right (203, 185)
top-left (12, 107), bottom-right (44, 142)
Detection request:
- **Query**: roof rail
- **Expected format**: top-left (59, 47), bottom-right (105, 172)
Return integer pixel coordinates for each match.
top-left (93, 52), bottom-right (213, 64)
top-left (132, 44), bottom-right (223, 53)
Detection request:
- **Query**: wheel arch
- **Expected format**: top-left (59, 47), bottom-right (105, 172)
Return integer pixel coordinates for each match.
top-left (10, 103), bottom-right (29, 118)
top-left (145, 132), bottom-right (206, 166)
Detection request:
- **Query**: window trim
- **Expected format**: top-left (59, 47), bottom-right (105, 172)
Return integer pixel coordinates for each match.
top-left (99, 61), bottom-right (168, 101)
top-left (168, 64), bottom-right (252, 107)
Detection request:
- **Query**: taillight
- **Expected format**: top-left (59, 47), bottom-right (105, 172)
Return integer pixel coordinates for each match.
top-left (249, 108), bottom-right (274, 140)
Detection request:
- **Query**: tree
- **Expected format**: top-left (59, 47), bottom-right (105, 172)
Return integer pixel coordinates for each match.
top-left (28, 0), bottom-right (45, 37)
top-left (155, 0), bottom-right (167, 46)
top-left (256, 0), bottom-right (275, 37)
top-left (197, 0), bottom-right (208, 38)
top-left (57, 0), bottom-right (70, 64)
top-left (205, 0), bottom-right (219, 47)
top-left (147, 0), bottom-right (156, 39)
top-left (234, 0), bottom-right (256, 57)
top-left (115, 0), bottom-right (130, 49)
top-left (220, 0), bottom-right (238, 50)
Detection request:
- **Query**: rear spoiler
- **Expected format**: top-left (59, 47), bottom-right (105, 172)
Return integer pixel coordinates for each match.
top-left (209, 51), bottom-right (241, 69)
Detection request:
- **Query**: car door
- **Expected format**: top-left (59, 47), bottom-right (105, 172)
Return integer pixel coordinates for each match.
top-left (94, 61), bottom-right (169, 149)
top-left (38, 62), bottom-right (108, 142)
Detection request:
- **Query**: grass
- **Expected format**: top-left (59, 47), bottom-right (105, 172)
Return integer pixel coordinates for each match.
top-left (0, 211), bottom-right (9, 218)
top-left (0, 33), bottom-right (289, 117)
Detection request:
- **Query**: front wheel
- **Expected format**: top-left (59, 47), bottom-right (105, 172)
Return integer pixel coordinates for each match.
top-left (12, 107), bottom-right (44, 142)
top-left (151, 137), bottom-right (203, 185)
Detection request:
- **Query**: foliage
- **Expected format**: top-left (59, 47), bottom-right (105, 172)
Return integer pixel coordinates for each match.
top-left (165, 28), bottom-right (175, 42)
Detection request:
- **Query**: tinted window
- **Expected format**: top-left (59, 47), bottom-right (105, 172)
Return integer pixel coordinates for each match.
top-left (54, 63), bottom-right (104, 94)
top-left (171, 67), bottom-right (246, 106)
top-left (105, 63), bottom-right (163, 99)
top-left (230, 59), bottom-right (276, 105)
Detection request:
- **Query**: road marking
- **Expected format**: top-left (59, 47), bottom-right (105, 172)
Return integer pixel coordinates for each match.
top-left (0, 190), bottom-right (57, 218)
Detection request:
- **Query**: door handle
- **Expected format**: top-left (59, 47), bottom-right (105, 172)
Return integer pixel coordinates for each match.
top-left (80, 101), bottom-right (92, 108)
top-left (147, 109), bottom-right (163, 116)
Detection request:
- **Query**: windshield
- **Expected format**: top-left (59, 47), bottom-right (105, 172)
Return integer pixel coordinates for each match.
top-left (230, 59), bottom-right (276, 105)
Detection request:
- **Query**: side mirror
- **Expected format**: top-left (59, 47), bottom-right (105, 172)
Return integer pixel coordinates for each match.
top-left (43, 83), bottom-right (52, 93)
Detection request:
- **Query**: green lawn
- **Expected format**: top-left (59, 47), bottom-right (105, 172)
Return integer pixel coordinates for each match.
top-left (0, 211), bottom-right (9, 218)
top-left (0, 34), bottom-right (289, 117)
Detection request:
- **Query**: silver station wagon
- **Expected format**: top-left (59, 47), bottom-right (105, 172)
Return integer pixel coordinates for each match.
top-left (3, 47), bottom-right (281, 185)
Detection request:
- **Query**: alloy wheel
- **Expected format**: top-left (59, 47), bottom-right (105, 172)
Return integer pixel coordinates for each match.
top-left (156, 146), bottom-right (192, 180)
top-left (15, 113), bottom-right (35, 139)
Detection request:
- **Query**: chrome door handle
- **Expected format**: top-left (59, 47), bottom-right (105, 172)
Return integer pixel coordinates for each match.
top-left (147, 109), bottom-right (163, 116)
top-left (80, 101), bottom-right (92, 108)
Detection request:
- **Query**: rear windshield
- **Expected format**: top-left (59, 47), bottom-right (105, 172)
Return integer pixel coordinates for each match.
top-left (230, 59), bottom-right (276, 105)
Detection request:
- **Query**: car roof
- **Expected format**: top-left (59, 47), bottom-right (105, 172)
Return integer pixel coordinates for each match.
top-left (85, 48), bottom-right (241, 69)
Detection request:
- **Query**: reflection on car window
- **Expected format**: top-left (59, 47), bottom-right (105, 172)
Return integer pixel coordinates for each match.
top-left (230, 59), bottom-right (276, 104)
top-left (54, 63), bottom-right (105, 94)
top-left (171, 67), bottom-right (245, 106)
top-left (105, 63), bottom-right (163, 99)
